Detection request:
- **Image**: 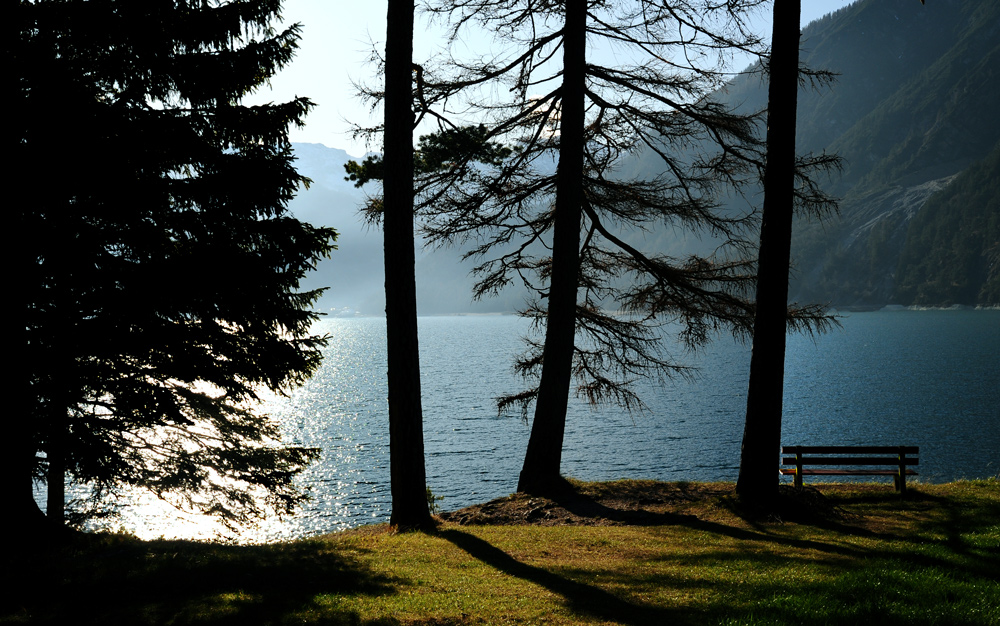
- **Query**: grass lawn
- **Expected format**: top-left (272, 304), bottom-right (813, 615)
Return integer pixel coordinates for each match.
top-left (2, 479), bottom-right (998, 625)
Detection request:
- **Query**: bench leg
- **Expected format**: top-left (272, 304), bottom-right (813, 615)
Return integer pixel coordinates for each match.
top-left (897, 448), bottom-right (908, 493)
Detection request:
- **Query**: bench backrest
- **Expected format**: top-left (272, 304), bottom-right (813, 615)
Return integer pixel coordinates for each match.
top-left (782, 446), bottom-right (919, 466)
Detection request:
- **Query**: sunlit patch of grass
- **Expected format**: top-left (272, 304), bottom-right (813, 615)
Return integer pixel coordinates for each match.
top-left (3, 481), bottom-right (998, 625)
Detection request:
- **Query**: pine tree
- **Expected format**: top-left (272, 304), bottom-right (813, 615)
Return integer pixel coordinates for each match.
top-left (17, 0), bottom-right (337, 533)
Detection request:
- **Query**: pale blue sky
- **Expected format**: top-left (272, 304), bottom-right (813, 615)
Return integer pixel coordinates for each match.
top-left (253, 1), bottom-right (858, 154)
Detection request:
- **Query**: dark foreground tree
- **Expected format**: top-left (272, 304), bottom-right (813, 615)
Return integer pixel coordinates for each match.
top-left (347, 12), bottom-right (521, 527)
top-left (736, 0), bottom-right (803, 504)
top-left (382, 0), bottom-right (433, 529)
top-left (416, 0), bottom-right (781, 493)
top-left (18, 0), bottom-right (337, 533)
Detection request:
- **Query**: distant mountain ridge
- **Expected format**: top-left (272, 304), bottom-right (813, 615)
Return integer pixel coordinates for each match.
top-left (289, 144), bottom-right (521, 315)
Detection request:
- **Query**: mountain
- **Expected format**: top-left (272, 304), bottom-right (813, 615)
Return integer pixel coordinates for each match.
top-left (888, 141), bottom-right (999, 306)
top-left (770, 0), bottom-right (999, 307)
top-left (625, 0), bottom-right (998, 308)
top-left (288, 144), bottom-right (520, 315)
top-left (285, 144), bottom-right (385, 315)
top-left (290, 0), bottom-right (999, 314)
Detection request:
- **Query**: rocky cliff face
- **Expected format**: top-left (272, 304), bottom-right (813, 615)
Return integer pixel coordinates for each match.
top-left (793, 174), bottom-right (960, 307)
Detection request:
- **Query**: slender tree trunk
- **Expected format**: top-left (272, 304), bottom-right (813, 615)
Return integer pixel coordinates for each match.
top-left (6, 418), bottom-right (46, 537)
top-left (383, 0), bottom-right (431, 528)
top-left (736, 0), bottom-right (802, 504)
top-left (12, 294), bottom-right (45, 536)
top-left (46, 424), bottom-right (66, 525)
top-left (45, 364), bottom-right (71, 527)
top-left (517, 0), bottom-right (586, 495)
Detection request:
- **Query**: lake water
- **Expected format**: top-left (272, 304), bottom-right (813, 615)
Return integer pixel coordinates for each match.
top-left (56, 309), bottom-right (1000, 542)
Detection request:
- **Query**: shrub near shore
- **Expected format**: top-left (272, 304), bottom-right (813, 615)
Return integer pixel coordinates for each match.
top-left (3, 480), bottom-right (998, 625)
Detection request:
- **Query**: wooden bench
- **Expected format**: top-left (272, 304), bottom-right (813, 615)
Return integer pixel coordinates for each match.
top-left (780, 446), bottom-right (919, 492)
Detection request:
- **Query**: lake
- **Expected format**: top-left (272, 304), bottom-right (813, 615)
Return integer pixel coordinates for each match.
top-left (56, 309), bottom-right (1000, 542)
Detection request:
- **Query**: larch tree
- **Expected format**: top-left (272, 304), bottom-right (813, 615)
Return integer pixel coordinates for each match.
top-left (517, 0), bottom-right (588, 492)
top-left (413, 0), bottom-right (800, 494)
top-left (17, 0), bottom-right (337, 533)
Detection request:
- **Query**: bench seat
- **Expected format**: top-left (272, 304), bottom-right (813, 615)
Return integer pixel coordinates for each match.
top-left (780, 468), bottom-right (918, 476)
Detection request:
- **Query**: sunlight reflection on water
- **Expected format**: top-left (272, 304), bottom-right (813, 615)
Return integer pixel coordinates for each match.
top-left (42, 310), bottom-right (999, 542)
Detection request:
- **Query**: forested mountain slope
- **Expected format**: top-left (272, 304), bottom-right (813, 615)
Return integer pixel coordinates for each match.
top-left (626, 0), bottom-right (999, 308)
top-left (893, 142), bottom-right (1000, 306)
top-left (774, 0), bottom-right (998, 307)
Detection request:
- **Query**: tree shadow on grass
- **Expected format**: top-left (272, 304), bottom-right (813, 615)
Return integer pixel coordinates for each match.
top-left (717, 483), bottom-right (1000, 581)
top-left (439, 481), bottom-right (999, 626)
top-left (436, 528), bottom-right (686, 626)
top-left (530, 480), bottom-right (1000, 574)
top-left (2, 533), bottom-right (400, 626)
top-left (913, 484), bottom-right (1000, 556)
top-left (820, 482), bottom-right (1000, 570)
top-left (545, 482), bottom-right (876, 557)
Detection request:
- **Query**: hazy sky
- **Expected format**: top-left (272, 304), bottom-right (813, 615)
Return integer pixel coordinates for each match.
top-left (253, 1), bottom-right (858, 155)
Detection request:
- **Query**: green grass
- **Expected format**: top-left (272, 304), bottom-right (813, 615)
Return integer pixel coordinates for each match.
top-left (3, 480), bottom-right (998, 625)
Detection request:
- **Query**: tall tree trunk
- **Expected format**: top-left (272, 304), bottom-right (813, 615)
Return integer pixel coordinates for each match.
top-left (517, 0), bottom-right (586, 495)
top-left (383, 0), bottom-right (431, 528)
top-left (6, 416), bottom-right (46, 537)
top-left (46, 424), bottom-right (66, 526)
top-left (13, 294), bottom-right (46, 535)
top-left (45, 365), bottom-right (71, 527)
top-left (736, 0), bottom-right (802, 504)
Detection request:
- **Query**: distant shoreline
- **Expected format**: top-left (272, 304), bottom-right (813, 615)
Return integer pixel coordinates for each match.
top-left (831, 304), bottom-right (1000, 312)
top-left (324, 305), bottom-right (1000, 318)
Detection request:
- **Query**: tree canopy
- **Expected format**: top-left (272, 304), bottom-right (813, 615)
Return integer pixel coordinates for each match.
top-left (18, 0), bottom-right (337, 532)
